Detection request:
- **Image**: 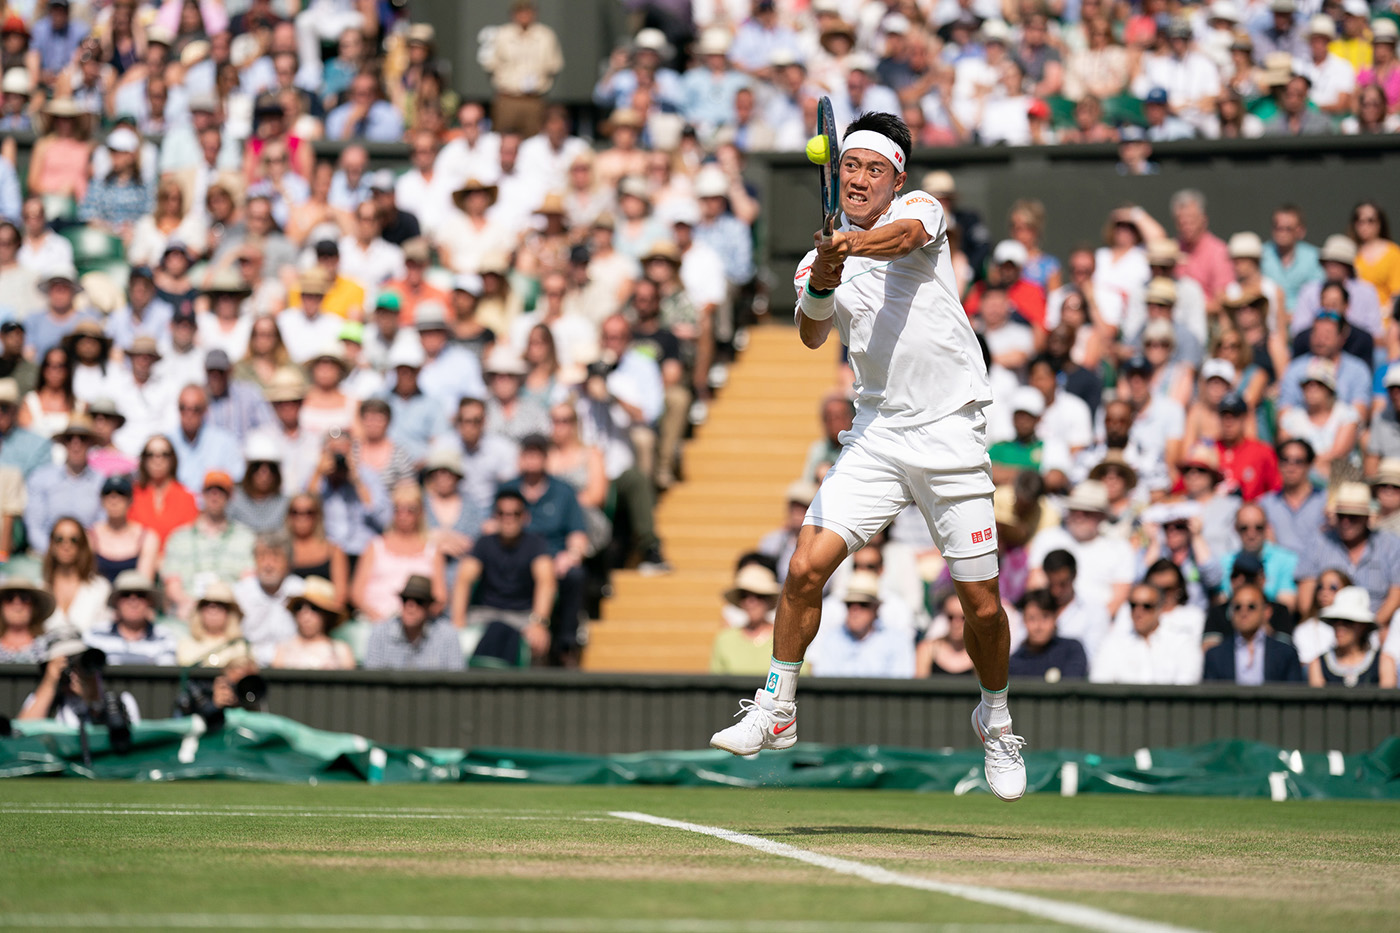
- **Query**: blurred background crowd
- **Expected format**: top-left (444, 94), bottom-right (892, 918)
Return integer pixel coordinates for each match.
top-left (0, 0), bottom-right (1396, 696)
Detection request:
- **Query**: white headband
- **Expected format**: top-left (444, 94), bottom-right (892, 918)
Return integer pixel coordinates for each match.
top-left (840, 130), bottom-right (906, 173)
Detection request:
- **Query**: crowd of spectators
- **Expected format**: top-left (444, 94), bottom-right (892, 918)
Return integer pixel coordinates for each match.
top-left (0, 0), bottom-right (1398, 694)
top-left (724, 179), bottom-right (1400, 690)
top-left (597, 0), bottom-right (1400, 153)
top-left (0, 0), bottom-right (794, 679)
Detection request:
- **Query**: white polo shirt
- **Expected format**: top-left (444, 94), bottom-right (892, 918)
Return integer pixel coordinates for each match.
top-left (1089, 624), bottom-right (1203, 685)
top-left (1299, 53), bottom-right (1357, 109)
top-left (794, 190), bottom-right (991, 429)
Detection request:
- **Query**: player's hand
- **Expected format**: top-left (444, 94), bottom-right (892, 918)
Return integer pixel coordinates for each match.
top-left (811, 232), bottom-right (849, 291)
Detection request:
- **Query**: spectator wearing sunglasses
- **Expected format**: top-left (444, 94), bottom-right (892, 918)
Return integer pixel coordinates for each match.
top-left (364, 574), bottom-right (463, 671)
top-left (1295, 482), bottom-right (1400, 626)
top-left (1203, 552), bottom-right (1297, 651)
top-left (1259, 438), bottom-right (1328, 565)
top-left (1202, 582), bottom-right (1303, 683)
top-left (1219, 502), bottom-right (1298, 613)
top-left (1089, 582), bottom-right (1202, 685)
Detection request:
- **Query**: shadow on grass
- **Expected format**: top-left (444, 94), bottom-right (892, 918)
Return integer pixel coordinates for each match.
top-left (764, 825), bottom-right (1013, 840)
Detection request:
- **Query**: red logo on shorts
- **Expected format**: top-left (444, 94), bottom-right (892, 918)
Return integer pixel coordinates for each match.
top-left (983, 526), bottom-right (994, 541)
top-left (971, 530), bottom-right (983, 544)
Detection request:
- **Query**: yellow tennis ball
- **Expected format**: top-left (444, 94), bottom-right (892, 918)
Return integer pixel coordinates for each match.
top-left (805, 135), bottom-right (830, 165)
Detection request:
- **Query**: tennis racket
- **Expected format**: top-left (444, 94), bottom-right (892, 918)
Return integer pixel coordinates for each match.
top-left (816, 95), bottom-right (839, 242)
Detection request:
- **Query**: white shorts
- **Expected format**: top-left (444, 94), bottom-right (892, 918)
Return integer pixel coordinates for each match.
top-left (805, 401), bottom-right (997, 559)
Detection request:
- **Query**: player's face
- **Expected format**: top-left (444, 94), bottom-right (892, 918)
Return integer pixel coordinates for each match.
top-left (839, 150), bottom-right (904, 228)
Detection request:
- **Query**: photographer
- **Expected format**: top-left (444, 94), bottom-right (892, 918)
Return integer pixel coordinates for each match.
top-left (174, 657), bottom-right (267, 731)
top-left (17, 637), bottom-right (140, 727)
top-left (314, 429), bottom-right (391, 572)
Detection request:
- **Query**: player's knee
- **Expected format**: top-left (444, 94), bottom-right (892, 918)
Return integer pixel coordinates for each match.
top-left (955, 580), bottom-right (1004, 630)
top-left (783, 553), bottom-right (829, 600)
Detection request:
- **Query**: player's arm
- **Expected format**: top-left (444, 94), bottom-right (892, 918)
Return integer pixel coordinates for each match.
top-left (822, 218), bottom-right (930, 262)
top-left (795, 250), bottom-right (839, 349)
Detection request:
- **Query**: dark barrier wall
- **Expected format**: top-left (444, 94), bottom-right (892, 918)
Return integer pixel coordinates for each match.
top-left (2, 666), bottom-right (1395, 756)
top-left (755, 135), bottom-right (1400, 281)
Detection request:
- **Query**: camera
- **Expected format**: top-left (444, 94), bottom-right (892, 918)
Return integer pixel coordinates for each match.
top-left (174, 674), bottom-right (268, 731)
top-left (62, 648), bottom-right (132, 757)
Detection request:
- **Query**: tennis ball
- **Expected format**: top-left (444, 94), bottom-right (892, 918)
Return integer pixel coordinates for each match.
top-left (805, 135), bottom-right (831, 165)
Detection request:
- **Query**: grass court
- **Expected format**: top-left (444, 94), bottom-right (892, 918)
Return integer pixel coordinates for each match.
top-left (1, 780), bottom-right (1397, 932)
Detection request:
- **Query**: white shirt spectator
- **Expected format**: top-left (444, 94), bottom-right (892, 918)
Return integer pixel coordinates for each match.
top-left (17, 232), bottom-right (74, 276)
top-left (808, 614), bottom-right (916, 677)
top-left (233, 573), bottom-right (305, 666)
top-left (1093, 246), bottom-right (1150, 337)
top-left (1054, 594), bottom-right (1114, 657)
top-left (337, 235), bottom-right (406, 290)
top-left (982, 320), bottom-right (1035, 365)
top-left (1298, 53), bottom-right (1357, 109)
top-left (277, 309), bottom-right (346, 364)
top-left (979, 93), bottom-right (1032, 145)
top-left (1132, 51), bottom-right (1222, 117)
top-left (1128, 396), bottom-right (1187, 472)
top-left (1089, 623), bottom-right (1204, 684)
top-left (508, 311), bottom-right (599, 369)
top-left (517, 133), bottom-right (591, 193)
top-left (1028, 526), bottom-right (1137, 613)
top-left (679, 241), bottom-right (728, 313)
top-left (434, 133), bottom-right (502, 193)
top-left (395, 169), bottom-right (454, 230)
top-left (109, 368), bottom-right (179, 455)
top-left (1038, 390), bottom-right (1094, 450)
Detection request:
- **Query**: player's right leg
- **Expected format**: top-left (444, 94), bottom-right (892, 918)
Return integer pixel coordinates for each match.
top-left (709, 525), bottom-right (848, 757)
top-left (710, 431), bottom-right (908, 757)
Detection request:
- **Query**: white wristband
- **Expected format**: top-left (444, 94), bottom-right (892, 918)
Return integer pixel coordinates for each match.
top-left (799, 282), bottom-right (836, 321)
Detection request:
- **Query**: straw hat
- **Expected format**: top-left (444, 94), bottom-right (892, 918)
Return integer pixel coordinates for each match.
top-left (1146, 238), bottom-right (1181, 267)
top-left (263, 367), bottom-right (308, 403)
top-left (534, 192), bottom-right (568, 217)
top-left (423, 445), bottom-right (465, 477)
top-left (452, 177), bottom-right (499, 210)
top-left (298, 267), bottom-right (333, 296)
top-left (1320, 234), bottom-right (1358, 266)
top-left (1257, 51), bottom-right (1296, 88)
top-left (1320, 586), bottom-right (1374, 625)
top-left (206, 268), bottom-right (252, 296)
top-left (0, 578), bottom-right (56, 627)
top-left (1370, 458), bottom-right (1400, 488)
top-left (641, 240), bottom-right (682, 265)
top-left (286, 576), bottom-right (346, 622)
top-left (1301, 357), bottom-right (1338, 393)
top-left (43, 97), bottom-right (83, 118)
top-left (61, 320), bottom-right (113, 358)
top-left (723, 564), bottom-right (781, 606)
top-left (1062, 480), bottom-right (1110, 514)
top-left (1227, 231), bottom-right (1263, 260)
top-left (842, 570), bottom-right (883, 605)
top-left (1145, 277), bottom-right (1178, 307)
top-left (1330, 481), bottom-right (1374, 517)
top-left (1089, 451), bottom-right (1139, 489)
top-left (695, 26), bottom-right (732, 56)
top-left (108, 570), bottom-right (161, 609)
top-left (306, 344), bottom-right (350, 376)
top-left (1178, 443), bottom-right (1224, 481)
top-left (54, 414), bottom-right (97, 442)
top-left (87, 397), bottom-right (125, 425)
top-left (785, 479), bottom-right (818, 506)
top-left (483, 346), bottom-right (528, 376)
top-left (196, 580), bottom-right (242, 618)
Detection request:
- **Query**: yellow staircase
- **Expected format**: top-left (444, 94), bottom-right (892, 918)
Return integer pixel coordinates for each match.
top-left (583, 325), bottom-right (840, 672)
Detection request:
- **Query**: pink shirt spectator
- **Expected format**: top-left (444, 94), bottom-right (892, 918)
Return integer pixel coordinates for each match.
top-left (1178, 232), bottom-right (1233, 302)
top-left (1358, 68), bottom-right (1400, 109)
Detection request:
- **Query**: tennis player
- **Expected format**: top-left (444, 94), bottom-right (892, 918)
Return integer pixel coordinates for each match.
top-left (709, 113), bottom-right (1026, 800)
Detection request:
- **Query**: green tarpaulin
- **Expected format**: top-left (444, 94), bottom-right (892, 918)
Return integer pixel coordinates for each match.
top-left (4, 711), bottom-right (1398, 798)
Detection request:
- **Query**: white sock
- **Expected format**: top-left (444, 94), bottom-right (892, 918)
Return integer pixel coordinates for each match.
top-left (980, 682), bottom-right (1011, 729)
top-left (764, 657), bottom-right (801, 704)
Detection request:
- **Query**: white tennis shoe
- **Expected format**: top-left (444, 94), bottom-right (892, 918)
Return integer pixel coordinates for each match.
top-left (972, 704), bottom-right (1027, 801)
top-left (709, 689), bottom-right (797, 758)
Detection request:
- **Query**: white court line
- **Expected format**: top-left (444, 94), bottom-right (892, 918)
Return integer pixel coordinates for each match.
top-left (611, 811), bottom-right (1205, 933)
top-left (0, 916), bottom-right (1059, 932)
top-left (0, 807), bottom-right (609, 822)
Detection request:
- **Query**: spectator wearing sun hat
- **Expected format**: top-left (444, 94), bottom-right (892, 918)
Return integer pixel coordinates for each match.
top-left (24, 415), bottom-right (104, 553)
top-left (808, 571), bottom-right (916, 678)
top-left (1296, 482), bottom-right (1400, 627)
top-left (710, 562), bottom-right (783, 675)
top-left (1298, 14), bottom-right (1357, 115)
top-left (1291, 234), bottom-right (1385, 339)
top-left (1028, 480), bottom-right (1137, 618)
top-left (1311, 585), bottom-right (1386, 687)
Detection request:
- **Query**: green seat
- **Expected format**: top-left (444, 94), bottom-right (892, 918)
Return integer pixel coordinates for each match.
top-left (61, 226), bottom-right (125, 276)
top-left (1046, 95), bottom-right (1077, 131)
top-left (1104, 93), bottom-right (1146, 128)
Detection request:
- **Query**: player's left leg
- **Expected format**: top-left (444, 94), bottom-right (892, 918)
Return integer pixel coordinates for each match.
top-left (954, 573), bottom-right (1027, 801)
top-left (906, 403), bottom-right (1026, 800)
